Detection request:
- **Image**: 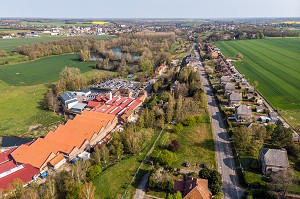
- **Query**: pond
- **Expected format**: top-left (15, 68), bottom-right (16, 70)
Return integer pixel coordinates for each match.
top-left (90, 47), bottom-right (140, 62)
top-left (0, 136), bottom-right (33, 147)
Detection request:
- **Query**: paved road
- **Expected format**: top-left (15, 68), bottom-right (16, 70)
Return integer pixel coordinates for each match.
top-left (194, 45), bottom-right (244, 199)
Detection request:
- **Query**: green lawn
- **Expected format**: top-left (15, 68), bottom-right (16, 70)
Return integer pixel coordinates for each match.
top-left (0, 54), bottom-right (96, 86)
top-left (0, 35), bottom-right (115, 52)
top-left (153, 123), bottom-right (216, 170)
top-left (0, 81), bottom-right (64, 137)
top-left (20, 21), bottom-right (109, 26)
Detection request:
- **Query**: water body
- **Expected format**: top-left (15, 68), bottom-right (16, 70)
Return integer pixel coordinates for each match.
top-left (0, 136), bottom-right (32, 147)
top-left (90, 47), bottom-right (140, 62)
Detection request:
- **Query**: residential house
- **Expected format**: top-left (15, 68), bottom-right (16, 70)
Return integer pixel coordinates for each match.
top-left (256, 105), bottom-right (265, 113)
top-left (224, 82), bottom-right (235, 94)
top-left (220, 76), bottom-right (231, 85)
top-left (174, 177), bottom-right (212, 199)
top-left (228, 92), bottom-right (242, 106)
top-left (259, 148), bottom-right (289, 175)
top-left (72, 89), bottom-right (91, 97)
top-left (269, 112), bottom-right (278, 123)
top-left (235, 105), bottom-right (252, 122)
top-left (60, 92), bottom-right (78, 109)
top-left (155, 64), bottom-right (167, 76)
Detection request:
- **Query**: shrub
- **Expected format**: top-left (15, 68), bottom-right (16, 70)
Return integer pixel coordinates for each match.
top-left (182, 116), bottom-right (196, 126)
top-left (157, 150), bottom-right (177, 167)
top-left (173, 123), bottom-right (184, 133)
top-left (86, 165), bottom-right (102, 181)
top-left (168, 140), bottom-right (180, 152)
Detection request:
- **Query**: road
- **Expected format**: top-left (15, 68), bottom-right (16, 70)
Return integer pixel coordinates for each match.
top-left (194, 44), bottom-right (244, 199)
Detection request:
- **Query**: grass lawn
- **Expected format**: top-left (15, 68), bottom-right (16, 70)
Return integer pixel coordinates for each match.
top-left (93, 130), bottom-right (158, 199)
top-left (0, 54), bottom-right (96, 86)
top-left (153, 123), bottom-right (216, 170)
top-left (0, 35), bottom-right (115, 52)
top-left (20, 21), bottom-right (109, 26)
top-left (279, 110), bottom-right (300, 129)
top-left (0, 81), bottom-right (64, 137)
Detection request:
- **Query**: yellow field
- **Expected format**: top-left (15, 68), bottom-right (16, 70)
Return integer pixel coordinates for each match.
top-left (272, 21), bottom-right (300, 25)
top-left (91, 21), bottom-right (108, 25)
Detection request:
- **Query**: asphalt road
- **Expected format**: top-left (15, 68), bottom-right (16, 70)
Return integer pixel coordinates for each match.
top-left (133, 172), bottom-right (150, 199)
top-left (194, 46), bottom-right (244, 199)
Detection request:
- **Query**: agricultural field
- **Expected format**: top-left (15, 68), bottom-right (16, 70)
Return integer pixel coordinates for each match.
top-left (0, 54), bottom-right (95, 86)
top-left (0, 35), bottom-right (115, 52)
top-left (216, 38), bottom-right (300, 127)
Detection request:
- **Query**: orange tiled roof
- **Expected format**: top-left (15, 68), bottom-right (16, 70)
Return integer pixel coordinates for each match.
top-left (11, 144), bottom-right (55, 169)
top-left (48, 153), bottom-right (65, 167)
top-left (31, 138), bottom-right (75, 154)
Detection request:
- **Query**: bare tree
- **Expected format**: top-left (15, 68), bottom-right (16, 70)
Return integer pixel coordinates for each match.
top-left (269, 170), bottom-right (294, 198)
top-left (80, 182), bottom-right (95, 199)
top-left (45, 89), bottom-right (60, 113)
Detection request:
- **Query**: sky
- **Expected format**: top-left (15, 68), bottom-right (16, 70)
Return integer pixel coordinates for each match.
top-left (1, 0), bottom-right (299, 18)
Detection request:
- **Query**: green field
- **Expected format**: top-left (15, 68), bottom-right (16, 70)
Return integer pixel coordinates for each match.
top-left (0, 35), bottom-right (115, 52)
top-left (216, 38), bottom-right (300, 111)
top-left (0, 54), bottom-right (95, 86)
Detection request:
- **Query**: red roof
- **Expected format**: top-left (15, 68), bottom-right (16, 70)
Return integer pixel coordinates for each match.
top-left (127, 99), bottom-right (142, 111)
top-left (95, 94), bottom-right (108, 102)
top-left (112, 97), bottom-right (127, 106)
top-left (87, 101), bottom-right (102, 108)
top-left (0, 164), bottom-right (39, 190)
top-left (119, 98), bottom-right (134, 109)
top-left (0, 161), bottom-right (16, 174)
top-left (0, 148), bottom-right (16, 164)
top-left (106, 96), bottom-right (119, 105)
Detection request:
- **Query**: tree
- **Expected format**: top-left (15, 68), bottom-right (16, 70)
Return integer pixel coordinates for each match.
top-left (99, 145), bottom-right (110, 164)
top-left (269, 170), bottom-right (294, 198)
top-left (168, 140), bottom-right (180, 152)
top-left (173, 123), bottom-right (184, 133)
top-left (167, 191), bottom-right (183, 199)
top-left (86, 165), bottom-right (102, 181)
top-left (233, 126), bottom-right (251, 151)
top-left (166, 94), bottom-right (175, 123)
top-left (139, 57), bottom-right (153, 74)
top-left (45, 89), bottom-right (60, 113)
top-left (8, 178), bottom-right (25, 199)
top-left (199, 168), bottom-right (222, 195)
top-left (157, 150), bottom-right (177, 167)
top-left (271, 124), bottom-right (293, 148)
top-left (57, 67), bottom-right (85, 93)
top-left (111, 140), bottom-right (124, 160)
top-left (182, 116), bottom-right (196, 126)
top-left (153, 81), bottom-right (159, 93)
top-left (80, 182), bottom-right (95, 199)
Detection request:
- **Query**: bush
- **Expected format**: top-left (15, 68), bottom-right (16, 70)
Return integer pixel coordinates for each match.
top-left (173, 123), bottom-right (184, 133)
top-left (168, 140), bottom-right (180, 152)
top-left (157, 150), bottom-right (177, 167)
top-left (182, 116), bottom-right (196, 126)
top-left (86, 165), bottom-right (102, 181)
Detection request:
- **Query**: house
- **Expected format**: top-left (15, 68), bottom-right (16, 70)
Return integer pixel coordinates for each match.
top-left (220, 76), bottom-right (231, 85)
top-left (269, 112), bottom-right (278, 123)
top-left (155, 65), bottom-right (167, 76)
top-left (259, 148), bottom-right (289, 175)
top-left (174, 177), bottom-right (212, 199)
top-left (228, 92), bottom-right (242, 106)
top-left (256, 105), bottom-right (265, 113)
top-left (60, 92), bottom-right (78, 109)
top-left (224, 82), bottom-right (235, 94)
top-left (235, 105), bottom-right (252, 122)
top-left (211, 51), bottom-right (218, 59)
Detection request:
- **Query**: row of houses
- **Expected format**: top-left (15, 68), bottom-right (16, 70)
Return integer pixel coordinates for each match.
top-left (0, 111), bottom-right (118, 190)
